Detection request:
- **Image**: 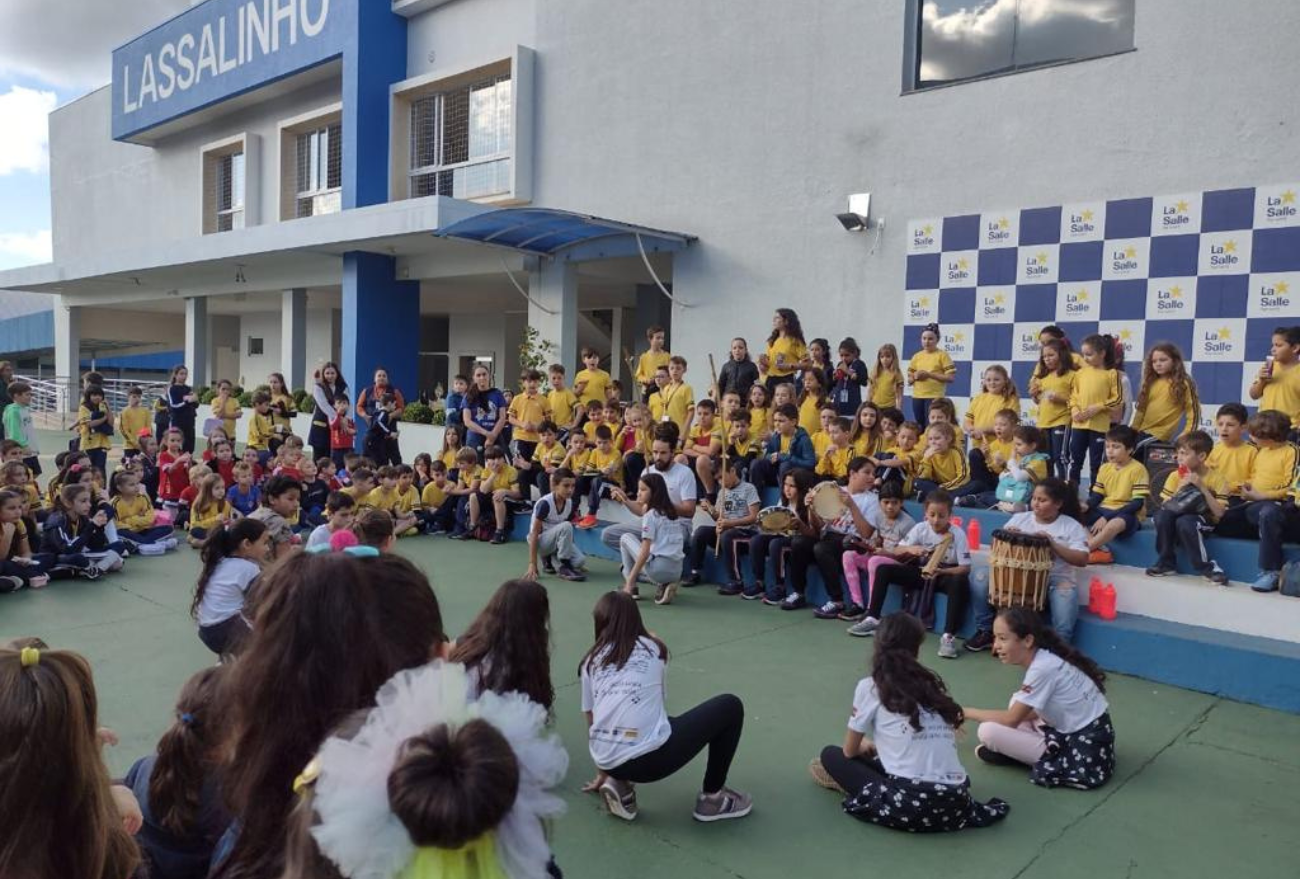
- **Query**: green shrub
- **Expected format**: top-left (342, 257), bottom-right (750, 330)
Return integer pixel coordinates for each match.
top-left (237, 391), bottom-right (254, 408)
top-left (197, 386), bottom-right (215, 404)
top-left (292, 388), bottom-right (311, 412)
top-left (403, 401), bottom-right (435, 424)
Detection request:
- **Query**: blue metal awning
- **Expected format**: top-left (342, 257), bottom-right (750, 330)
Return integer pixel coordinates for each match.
top-left (434, 207), bottom-right (694, 258)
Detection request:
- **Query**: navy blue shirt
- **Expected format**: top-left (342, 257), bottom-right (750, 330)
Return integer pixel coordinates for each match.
top-left (123, 754), bottom-right (231, 879)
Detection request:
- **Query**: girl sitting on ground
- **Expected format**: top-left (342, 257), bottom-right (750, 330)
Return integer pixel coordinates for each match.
top-left (189, 471), bottom-right (233, 547)
top-left (580, 590), bottom-right (752, 824)
top-left (191, 519), bottom-right (269, 659)
top-left (963, 606), bottom-right (1115, 790)
top-left (42, 484), bottom-right (126, 578)
top-left (810, 612), bottom-right (1009, 832)
top-left (0, 488), bottom-right (49, 592)
top-left (123, 666), bottom-right (232, 878)
top-left (110, 470), bottom-right (177, 555)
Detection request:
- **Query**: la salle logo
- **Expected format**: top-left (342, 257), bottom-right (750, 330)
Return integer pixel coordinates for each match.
top-left (1264, 189), bottom-right (1297, 221)
top-left (1016, 332), bottom-right (1039, 358)
top-left (1155, 284), bottom-right (1186, 312)
top-left (1068, 208), bottom-right (1097, 236)
top-left (1202, 325), bottom-right (1235, 355)
top-left (1161, 199), bottom-right (1192, 229)
top-left (912, 223), bottom-right (936, 248)
top-left (1023, 251), bottom-right (1051, 279)
top-left (1063, 287), bottom-right (1092, 316)
top-left (1209, 240), bottom-right (1240, 268)
top-left (1257, 279), bottom-right (1290, 310)
top-left (1112, 244), bottom-right (1139, 273)
top-left (986, 216), bottom-right (1013, 244)
top-left (945, 257), bottom-right (972, 284)
top-left (909, 295), bottom-right (934, 321)
top-left (943, 330), bottom-right (968, 356)
top-left (980, 292), bottom-right (1008, 319)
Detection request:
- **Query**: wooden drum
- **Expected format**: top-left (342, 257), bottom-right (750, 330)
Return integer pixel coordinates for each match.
top-left (988, 529), bottom-right (1052, 610)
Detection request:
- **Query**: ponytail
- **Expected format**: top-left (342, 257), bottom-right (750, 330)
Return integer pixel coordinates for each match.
top-left (148, 666), bottom-right (227, 837)
top-left (1035, 477), bottom-right (1083, 523)
top-left (191, 518), bottom-right (267, 618)
top-left (1082, 333), bottom-right (1117, 369)
top-left (997, 607), bottom-right (1106, 692)
top-left (871, 613), bottom-right (964, 730)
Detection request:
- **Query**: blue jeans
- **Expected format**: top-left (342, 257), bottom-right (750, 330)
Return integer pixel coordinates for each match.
top-left (1046, 426), bottom-right (1068, 480)
top-left (1068, 428), bottom-right (1105, 485)
top-left (912, 397), bottom-right (931, 425)
top-left (970, 564), bottom-right (1079, 642)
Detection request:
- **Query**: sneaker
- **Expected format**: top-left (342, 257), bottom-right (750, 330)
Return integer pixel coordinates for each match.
top-left (780, 592), bottom-right (806, 611)
top-left (813, 601), bottom-right (843, 619)
top-left (975, 744), bottom-right (1022, 767)
top-left (846, 616), bottom-right (880, 637)
top-left (692, 787), bottom-right (753, 822)
top-left (137, 543), bottom-right (167, 557)
top-left (937, 634), bottom-right (959, 659)
top-left (489, 530), bottom-right (508, 545)
top-left (742, 585), bottom-right (765, 600)
top-left (542, 555), bottom-right (557, 575)
top-left (557, 564), bottom-right (587, 582)
top-left (808, 759), bottom-right (846, 793)
top-left (628, 586), bottom-right (641, 601)
top-left (577, 514), bottom-right (599, 530)
top-left (1202, 563), bottom-right (1229, 586)
top-left (28, 574), bottom-right (50, 590)
top-left (80, 564), bottom-right (102, 581)
top-left (163, 537), bottom-right (180, 551)
top-left (654, 582), bottom-right (678, 606)
top-left (599, 777), bottom-right (638, 821)
top-left (1145, 563), bottom-right (1177, 577)
top-left (682, 571), bottom-right (702, 587)
top-left (838, 602), bottom-right (865, 621)
top-left (449, 529), bottom-right (472, 541)
top-left (1251, 571), bottom-right (1280, 593)
top-left (965, 629), bottom-right (995, 652)
top-left (718, 581), bottom-right (744, 596)
top-left (761, 594), bottom-right (785, 606)
top-left (1088, 548), bottom-right (1114, 565)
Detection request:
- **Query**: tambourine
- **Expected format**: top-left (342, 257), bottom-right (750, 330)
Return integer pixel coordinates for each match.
top-left (811, 481), bottom-right (847, 520)
top-left (757, 506), bottom-right (797, 535)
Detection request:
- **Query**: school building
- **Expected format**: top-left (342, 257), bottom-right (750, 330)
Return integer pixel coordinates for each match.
top-left (0, 0), bottom-right (1295, 417)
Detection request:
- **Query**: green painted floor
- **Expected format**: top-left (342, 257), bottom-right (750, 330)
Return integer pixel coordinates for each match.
top-left (3, 536), bottom-right (1298, 878)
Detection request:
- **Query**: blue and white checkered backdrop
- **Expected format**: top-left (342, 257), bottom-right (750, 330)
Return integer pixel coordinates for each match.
top-left (903, 182), bottom-right (1300, 431)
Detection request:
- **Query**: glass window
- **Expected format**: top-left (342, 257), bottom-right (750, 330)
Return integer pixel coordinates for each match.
top-left (410, 74), bottom-right (512, 200)
top-left (912, 0), bottom-right (1135, 90)
top-left (295, 123), bottom-right (342, 217)
top-left (215, 152), bottom-right (245, 232)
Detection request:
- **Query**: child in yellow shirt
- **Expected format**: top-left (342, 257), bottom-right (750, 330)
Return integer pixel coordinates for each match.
top-left (547, 364), bottom-right (582, 438)
top-left (576, 425), bottom-right (623, 528)
top-left (188, 472), bottom-right (232, 546)
top-left (1029, 338), bottom-right (1077, 479)
top-left (815, 416), bottom-right (855, 482)
top-left (1083, 425), bottom-right (1149, 563)
top-left (964, 408), bottom-right (1018, 496)
top-left (78, 386), bottom-right (114, 475)
top-left (118, 387), bottom-right (151, 461)
top-left (913, 422), bottom-right (970, 498)
top-left (656, 356), bottom-right (695, 438)
top-left (392, 464), bottom-right (421, 535)
top-left (850, 402), bottom-right (884, 458)
top-left (1131, 343), bottom-right (1201, 443)
top-left (874, 420), bottom-right (922, 498)
top-left (963, 365), bottom-right (1019, 446)
top-left (508, 369), bottom-right (551, 462)
top-left (682, 400), bottom-right (725, 497)
top-left (574, 347), bottom-right (611, 405)
top-left (810, 404), bottom-right (837, 459)
top-left (906, 323), bottom-right (956, 424)
top-left (634, 325), bottom-right (671, 402)
top-left (1147, 430), bottom-right (1229, 584)
top-left (246, 391), bottom-right (277, 466)
top-left (1206, 403), bottom-right (1256, 504)
top-left (418, 461), bottom-right (456, 533)
top-left (109, 470), bottom-right (176, 552)
top-left (1248, 327), bottom-right (1300, 432)
top-left (797, 370), bottom-right (828, 437)
top-left (1216, 410), bottom-right (1299, 592)
top-left (1069, 333), bottom-right (1123, 485)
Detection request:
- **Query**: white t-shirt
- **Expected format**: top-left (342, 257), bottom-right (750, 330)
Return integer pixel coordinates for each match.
top-left (1005, 512), bottom-right (1089, 579)
top-left (306, 523), bottom-right (334, 549)
top-left (848, 678), bottom-right (967, 785)
top-left (826, 490), bottom-right (880, 536)
top-left (641, 510), bottom-right (685, 560)
top-left (867, 508), bottom-right (915, 551)
top-left (651, 462), bottom-right (698, 505)
top-left (581, 637), bottom-right (672, 769)
top-left (718, 481), bottom-right (761, 521)
top-left (1012, 649), bottom-right (1109, 733)
top-left (900, 522), bottom-right (972, 567)
top-left (533, 492), bottom-right (577, 528)
top-left (196, 557), bottom-right (260, 628)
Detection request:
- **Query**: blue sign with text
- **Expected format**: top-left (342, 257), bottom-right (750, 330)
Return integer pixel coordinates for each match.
top-left (112, 0), bottom-right (349, 141)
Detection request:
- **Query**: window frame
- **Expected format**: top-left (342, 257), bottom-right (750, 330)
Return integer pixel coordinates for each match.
top-left (407, 73), bottom-right (514, 201)
top-left (901, 0), bottom-right (1137, 94)
top-left (295, 122), bottom-right (343, 218)
top-left (200, 133), bottom-right (258, 235)
top-left (276, 102), bottom-right (343, 222)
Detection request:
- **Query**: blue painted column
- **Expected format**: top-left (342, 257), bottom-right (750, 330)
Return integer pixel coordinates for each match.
top-left (342, 252), bottom-right (419, 449)
top-left (342, 2), bottom-right (408, 209)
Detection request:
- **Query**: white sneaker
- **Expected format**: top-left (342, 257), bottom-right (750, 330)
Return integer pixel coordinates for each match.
top-left (137, 543), bottom-right (167, 556)
top-left (937, 634), bottom-right (959, 659)
top-left (847, 616), bottom-right (880, 637)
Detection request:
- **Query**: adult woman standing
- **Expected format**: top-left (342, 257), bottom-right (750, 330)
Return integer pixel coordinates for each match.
top-left (758, 309), bottom-right (807, 394)
top-left (462, 364), bottom-right (507, 452)
top-left (167, 365), bottom-right (200, 453)
top-left (307, 362), bottom-right (348, 458)
top-left (355, 367), bottom-right (406, 426)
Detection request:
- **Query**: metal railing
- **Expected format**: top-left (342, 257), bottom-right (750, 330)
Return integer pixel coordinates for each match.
top-left (15, 375), bottom-right (169, 430)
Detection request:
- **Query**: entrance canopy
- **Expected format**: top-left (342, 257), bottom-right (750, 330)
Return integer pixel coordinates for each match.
top-left (436, 207), bottom-right (694, 261)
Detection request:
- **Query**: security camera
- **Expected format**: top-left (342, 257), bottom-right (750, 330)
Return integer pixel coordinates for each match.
top-left (836, 193), bottom-right (871, 231)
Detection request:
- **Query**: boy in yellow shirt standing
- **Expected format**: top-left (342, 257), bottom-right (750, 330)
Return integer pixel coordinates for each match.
top-left (1146, 430), bottom-right (1229, 584)
top-left (246, 391), bottom-right (278, 467)
top-left (546, 364), bottom-right (581, 441)
top-left (574, 347), bottom-right (611, 406)
top-left (1083, 425), bottom-right (1149, 564)
top-left (634, 325), bottom-right (671, 402)
top-left (118, 387), bottom-right (151, 462)
top-left (657, 356), bottom-right (695, 439)
top-left (507, 369), bottom-right (551, 463)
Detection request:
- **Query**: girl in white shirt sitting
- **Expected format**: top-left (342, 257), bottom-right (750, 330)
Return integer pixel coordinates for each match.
top-left (191, 518), bottom-right (270, 658)
top-left (964, 606), bottom-right (1115, 790)
top-left (580, 591), bottom-right (752, 824)
top-left (811, 612), bottom-right (1009, 832)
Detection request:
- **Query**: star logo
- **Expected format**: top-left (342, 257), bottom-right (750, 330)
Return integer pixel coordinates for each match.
top-left (923, 223), bottom-right (934, 236)
top-left (1175, 199), bottom-right (1190, 213)
top-left (1124, 245), bottom-right (1138, 259)
top-left (1282, 190), bottom-right (1296, 205)
top-left (1217, 326), bottom-right (1232, 339)
top-left (1035, 251), bottom-right (1049, 264)
top-left (993, 293), bottom-right (1006, 304)
top-left (1074, 288), bottom-right (1090, 301)
top-left (1081, 209), bottom-right (1095, 222)
top-left (1120, 329), bottom-right (1133, 341)
top-left (957, 257), bottom-right (970, 270)
top-left (1224, 240), bottom-right (1238, 253)
top-left (953, 332), bottom-right (966, 343)
top-left (1169, 285), bottom-right (1183, 297)
top-left (997, 217), bottom-right (1010, 230)
top-left (917, 296), bottom-right (931, 308)
top-left (1274, 280), bottom-right (1289, 295)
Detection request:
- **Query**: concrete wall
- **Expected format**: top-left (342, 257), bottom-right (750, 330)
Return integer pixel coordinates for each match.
top-left (405, 0), bottom-right (536, 77)
top-left (240, 307), bottom-right (338, 390)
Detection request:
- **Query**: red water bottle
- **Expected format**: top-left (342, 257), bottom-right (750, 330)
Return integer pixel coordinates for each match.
top-left (1088, 576), bottom-right (1102, 614)
top-left (951, 515), bottom-right (963, 529)
top-left (1099, 583), bottom-right (1118, 621)
top-left (966, 518), bottom-right (981, 551)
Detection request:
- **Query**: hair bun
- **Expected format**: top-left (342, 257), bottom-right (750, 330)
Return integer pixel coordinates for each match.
top-left (387, 719), bottom-right (520, 850)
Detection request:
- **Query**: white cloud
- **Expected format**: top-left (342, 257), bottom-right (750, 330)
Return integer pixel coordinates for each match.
top-left (0, 230), bottom-right (53, 265)
top-left (0, 86), bottom-right (57, 175)
top-left (0, 0), bottom-right (194, 90)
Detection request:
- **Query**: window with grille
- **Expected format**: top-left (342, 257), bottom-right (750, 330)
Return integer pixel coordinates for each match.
top-left (410, 74), bottom-right (512, 200)
top-left (295, 123), bottom-right (342, 217)
top-left (203, 146), bottom-right (246, 234)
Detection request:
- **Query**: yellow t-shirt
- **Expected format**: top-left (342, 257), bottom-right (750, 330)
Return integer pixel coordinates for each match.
top-left (1031, 369), bottom-right (1076, 429)
top-left (507, 391), bottom-right (551, 443)
top-left (765, 336), bottom-right (807, 378)
top-left (917, 447), bottom-right (970, 490)
top-left (343, 485), bottom-right (375, 506)
top-left (1093, 459), bottom-right (1150, 518)
top-left (477, 464), bottom-right (520, 493)
top-left (816, 445), bottom-right (853, 479)
top-left (686, 421), bottom-right (723, 452)
top-left (853, 432), bottom-right (884, 457)
top-left (118, 406), bottom-right (151, 450)
top-left (1207, 441), bottom-right (1257, 496)
top-left (1070, 366), bottom-right (1122, 433)
top-left (1160, 467), bottom-right (1230, 522)
top-left (1249, 443), bottom-right (1299, 499)
top-left (574, 368), bottom-right (611, 405)
top-left (565, 448), bottom-right (593, 473)
top-left (1261, 360), bottom-right (1300, 428)
top-left (270, 392), bottom-right (297, 431)
top-left (635, 350), bottom-right (672, 387)
top-left (190, 500), bottom-right (230, 533)
top-left (907, 350), bottom-right (956, 400)
top-left (748, 406), bottom-right (771, 436)
top-left (441, 449), bottom-right (461, 471)
top-left (213, 396), bottom-right (242, 438)
top-left (883, 445), bottom-right (919, 495)
top-left (965, 392), bottom-right (1019, 432)
top-left (798, 396), bottom-right (823, 437)
top-left (421, 482), bottom-right (449, 509)
top-left (394, 485), bottom-right (420, 515)
top-left (811, 430), bottom-right (832, 458)
top-left (547, 388), bottom-right (580, 427)
top-left (588, 447), bottom-right (623, 480)
top-left (1131, 378), bottom-right (1198, 441)
top-left (657, 382), bottom-right (694, 433)
top-left (981, 437), bottom-right (1015, 476)
top-left (111, 494), bottom-right (156, 531)
top-left (79, 405), bottom-right (112, 451)
top-left (367, 486), bottom-right (401, 513)
top-left (870, 370), bottom-right (903, 409)
top-left (531, 441), bottom-right (567, 469)
top-left (247, 410), bottom-right (276, 451)
top-left (583, 421), bottom-right (609, 445)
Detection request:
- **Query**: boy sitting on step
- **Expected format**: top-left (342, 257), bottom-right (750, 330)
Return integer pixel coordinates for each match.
top-left (1145, 430), bottom-right (1229, 585)
top-left (1082, 425), bottom-right (1149, 565)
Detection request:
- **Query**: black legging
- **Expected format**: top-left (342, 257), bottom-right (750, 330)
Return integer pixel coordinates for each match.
top-left (867, 565), bottom-right (968, 635)
top-left (608, 694), bottom-right (744, 794)
top-left (787, 533), bottom-right (848, 602)
top-left (820, 745), bottom-right (888, 794)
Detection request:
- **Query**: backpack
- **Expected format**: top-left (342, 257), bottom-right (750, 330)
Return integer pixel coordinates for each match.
top-left (994, 453), bottom-right (1049, 505)
top-left (1280, 560), bottom-right (1300, 598)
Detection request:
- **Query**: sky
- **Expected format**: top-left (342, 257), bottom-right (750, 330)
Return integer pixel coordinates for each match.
top-left (0, 0), bottom-right (194, 272)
